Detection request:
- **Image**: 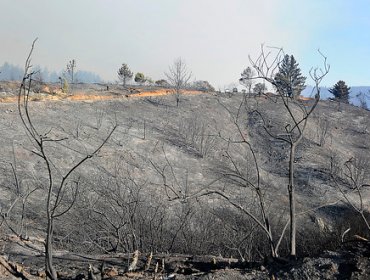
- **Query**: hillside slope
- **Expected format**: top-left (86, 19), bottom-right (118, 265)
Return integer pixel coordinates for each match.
top-left (0, 83), bottom-right (370, 277)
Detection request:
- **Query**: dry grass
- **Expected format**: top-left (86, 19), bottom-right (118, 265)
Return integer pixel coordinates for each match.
top-left (65, 93), bottom-right (121, 101)
top-left (0, 87), bottom-right (206, 103)
top-left (131, 89), bottom-right (203, 97)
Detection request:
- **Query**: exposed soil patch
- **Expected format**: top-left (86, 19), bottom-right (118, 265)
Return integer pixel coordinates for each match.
top-left (0, 84), bottom-right (206, 103)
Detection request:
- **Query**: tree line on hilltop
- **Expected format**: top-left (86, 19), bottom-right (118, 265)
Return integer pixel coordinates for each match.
top-left (1, 55), bottom-right (363, 108)
top-left (0, 62), bottom-right (102, 83)
top-left (240, 54), bottom-right (368, 109)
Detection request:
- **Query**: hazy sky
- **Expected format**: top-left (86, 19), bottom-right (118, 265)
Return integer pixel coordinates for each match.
top-left (1, 0), bottom-right (370, 88)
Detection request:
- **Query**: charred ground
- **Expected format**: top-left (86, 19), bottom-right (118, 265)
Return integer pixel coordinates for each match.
top-left (0, 82), bottom-right (369, 279)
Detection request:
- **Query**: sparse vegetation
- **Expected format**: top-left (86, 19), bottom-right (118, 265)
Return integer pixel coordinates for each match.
top-left (0, 41), bottom-right (370, 279)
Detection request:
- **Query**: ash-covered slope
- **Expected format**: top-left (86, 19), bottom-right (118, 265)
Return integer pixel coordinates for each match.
top-left (0, 85), bottom-right (369, 263)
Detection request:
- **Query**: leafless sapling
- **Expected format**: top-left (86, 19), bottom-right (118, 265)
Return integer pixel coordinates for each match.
top-left (330, 156), bottom-right (370, 234)
top-left (149, 139), bottom-right (279, 258)
top-left (216, 96), bottom-right (279, 258)
top-left (0, 160), bottom-right (40, 239)
top-left (248, 45), bottom-right (329, 257)
top-left (18, 39), bottom-right (116, 280)
top-left (165, 58), bottom-right (192, 107)
top-left (65, 59), bottom-right (76, 93)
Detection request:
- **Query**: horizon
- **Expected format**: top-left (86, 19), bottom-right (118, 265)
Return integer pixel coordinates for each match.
top-left (1, 0), bottom-right (370, 88)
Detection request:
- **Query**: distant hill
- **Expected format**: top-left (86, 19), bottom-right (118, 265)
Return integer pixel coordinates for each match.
top-left (302, 85), bottom-right (370, 108)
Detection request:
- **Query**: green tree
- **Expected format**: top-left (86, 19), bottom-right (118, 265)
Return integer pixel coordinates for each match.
top-left (117, 63), bottom-right (133, 87)
top-left (274, 54), bottom-right (306, 99)
top-left (134, 72), bottom-right (146, 85)
top-left (329, 80), bottom-right (350, 103)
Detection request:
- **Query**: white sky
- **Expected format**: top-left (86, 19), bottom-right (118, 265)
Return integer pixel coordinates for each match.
top-left (1, 0), bottom-right (370, 88)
